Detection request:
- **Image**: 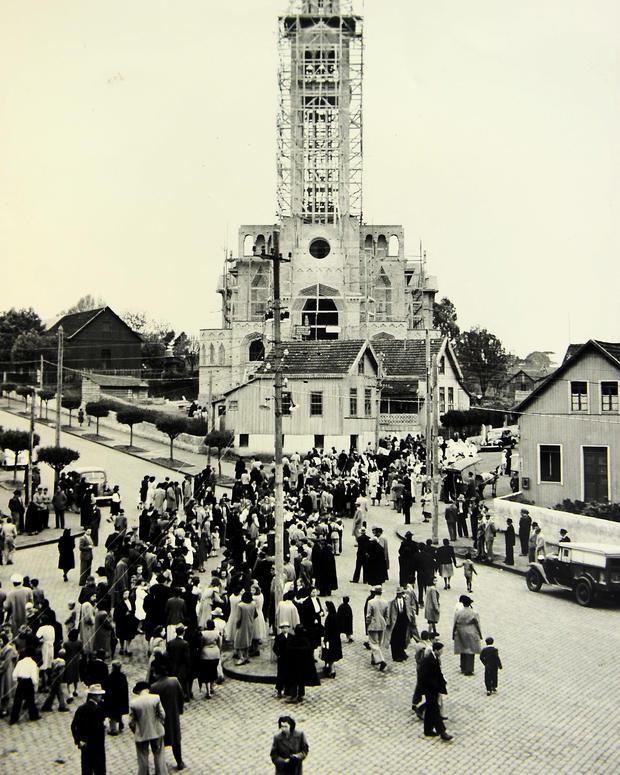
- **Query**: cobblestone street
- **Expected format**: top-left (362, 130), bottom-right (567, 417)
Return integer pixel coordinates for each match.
top-left (1, 426), bottom-right (619, 775)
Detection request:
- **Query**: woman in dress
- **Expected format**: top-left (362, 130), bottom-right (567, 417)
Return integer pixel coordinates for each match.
top-left (57, 528), bottom-right (75, 582)
top-left (79, 594), bottom-right (97, 654)
top-left (199, 620), bottom-right (221, 699)
top-left (0, 632), bottom-right (19, 717)
top-left (224, 585), bottom-right (242, 645)
top-left (452, 595), bottom-right (482, 676)
top-left (251, 583), bottom-right (267, 656)
top-left (62, 628), bottom-right (83, 698)
top-left (114, 589), bottom-right (138, 656)
top-left (436, 538), bottom-right (457, 590)
top-left (233, 590), bottom-right (257, 666)
top-left (321, 601), bottom-right (342, 679)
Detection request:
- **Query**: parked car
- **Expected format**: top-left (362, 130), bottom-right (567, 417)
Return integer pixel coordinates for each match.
top-left (526, 542), bottom-right (620, 606)
top-left (66, 466), bottom-right (113, 507)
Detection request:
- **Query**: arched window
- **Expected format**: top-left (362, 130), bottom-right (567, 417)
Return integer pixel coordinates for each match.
top-left (388, 235), bottom-right (399, 257)
top-left (375, 269), bottom-right (392, 320)
top-left (302, 298), bottom-right (339, 340)
top-left (364, 234), bottom-right (374, 251)
top-left (250, 264), bottom-right (270, 319)
top-left (248, 339), bottom-right (265, 362)
top-left (200, 344), bottom-right (206, 366)
top-left (218, 343), bottom-right (225, 365)
top-left (372, 332), bottom-right (395, 341)
top-left (254, 234), bottom-right (266, 255)
top-left (377, 235), bottom-right (388, 256)
top-left (243, 234), bottom-right (254, 256)
top-left (209, 344), bottom-right (215, 364)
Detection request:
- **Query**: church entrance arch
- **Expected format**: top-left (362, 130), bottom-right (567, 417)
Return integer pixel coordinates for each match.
top-left (301, 297), bottom-right (339, 340)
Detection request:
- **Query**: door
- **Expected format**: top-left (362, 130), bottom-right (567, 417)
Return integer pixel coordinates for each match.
top-left (350, 434), bottom-right (358, 451)
top-left (583, 447), bottom-right (608, 502)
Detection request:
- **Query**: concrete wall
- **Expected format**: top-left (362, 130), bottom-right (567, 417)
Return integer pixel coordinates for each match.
top-left (236, 431), bottom-right (376, 456)
top-left (493, 494), bottom-right (620, 545)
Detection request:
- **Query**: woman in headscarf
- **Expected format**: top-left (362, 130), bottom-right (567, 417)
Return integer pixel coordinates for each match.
top-left (452, 595), bottom-right (482, 676)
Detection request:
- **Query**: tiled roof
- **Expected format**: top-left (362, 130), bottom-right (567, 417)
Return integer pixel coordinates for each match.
top-left (48, 308), bottom-right (105, 338)
top-left (84, 373), bottom-right (147, 388)
top-left (595, 341), bottom-right (620, 365)
top-left (261, 340), bottom-right (372, 375)
top-left (372, 339), bottom-right (443, 376)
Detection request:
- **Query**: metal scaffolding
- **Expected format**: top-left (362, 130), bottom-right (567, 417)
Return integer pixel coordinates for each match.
top-left (278, 0), bottom-right (363, 224)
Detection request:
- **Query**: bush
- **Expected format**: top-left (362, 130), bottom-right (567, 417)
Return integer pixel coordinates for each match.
top-left (155, 415), bottom-right (188, 460)
top-left (205, 429), bottom-right (234, 475)
top-left (61, 394), bottom-right (81, 426)
top-left (16, 385), bottom-right (34, 405)
top-left (0, 429), bottom-right (39, 481)
top-left (553, 499), bottom-right (620, 523)
top-left (116, 407), bottom-right (148, 447)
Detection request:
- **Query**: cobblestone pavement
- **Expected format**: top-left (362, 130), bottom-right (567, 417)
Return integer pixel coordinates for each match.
top-left (0, 427), bottom-right (619, 773)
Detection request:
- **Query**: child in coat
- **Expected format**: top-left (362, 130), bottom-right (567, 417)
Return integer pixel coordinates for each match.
top-left (460, 552), bottom-right (478, 593)
top-left (479, 636), bottom-right (503, 695)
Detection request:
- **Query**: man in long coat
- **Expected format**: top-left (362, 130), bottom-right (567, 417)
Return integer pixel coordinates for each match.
top-left (150, 670), bottom-right (185, 771)
top-left (518, 509), bottom-right (532, 556)
top-left (504, 518), bottom-right (516, 565)
top-left (386, 587), bottom-right (416, 662)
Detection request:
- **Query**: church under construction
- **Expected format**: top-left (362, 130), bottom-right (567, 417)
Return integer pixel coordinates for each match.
top-left (199, 0), bottom-right (469, 442)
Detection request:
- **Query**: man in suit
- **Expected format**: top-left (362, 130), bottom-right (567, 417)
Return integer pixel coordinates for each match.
top-left (519, 509), bottom-right (532, 556)
top-left (273, 622), bottom-right (294, 698)
top-left (386, 587), bottom-right (416, 662)
top-left (150, 669), bottom-right (185, 771)
top-left (129, 681), bottom-right (167, 775)
top-left (418, 642), bottom-right (453, 741)
top-left (365, 586), bottom-right (388, 671)
top-left (504, 518), bottom-right (516, 565)
top-left (351, 528), bottom-right (370, 583)
top-left (71, 684), bottom-right (107, 774)
top-left (165, 625), bottom-right (191, 701)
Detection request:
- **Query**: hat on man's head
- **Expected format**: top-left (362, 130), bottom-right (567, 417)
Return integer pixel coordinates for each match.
top-left (175, 624), bottom-right (186, 633)
top-left (132, 681), bottom-right (150, 694)
top-left (432, 641), bottom-right (444, 651)
top-left (396, 586), bottom-right (405, 594)
top-left (86, 684), bottom-right (106, 695)
top-left (10, 573), bottom-right (23, 585)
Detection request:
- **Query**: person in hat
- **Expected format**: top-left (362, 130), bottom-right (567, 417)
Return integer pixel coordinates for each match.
top-left (519, 509), bottom-right (532, 556)
top-left (504, 518), bottom-right (516, 565)
top-left (71, 683), bottom-right (107, 774)
top-left (559, 528), bottom-right (571, 544)
top-left (4, 573), bottom-right (33, 635)
top-left (418, 641), bottom-right (453, 741)
top-left (8, 489), bottom-right (25, 534)
top-left (365, 586), bottom-right (388, 671)
top-left (452, 595), bottom-right (482, 676)
top-left (386, 587), bottom-right (415, 662)
top-left (129, 681), bottom-right (167, 775)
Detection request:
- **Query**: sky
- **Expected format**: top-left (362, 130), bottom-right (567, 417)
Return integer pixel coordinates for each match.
top-left (1, 0), bottom-right (618, 361)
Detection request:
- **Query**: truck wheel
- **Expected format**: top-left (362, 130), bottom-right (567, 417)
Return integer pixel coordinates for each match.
top-left (526, 568), bottom-right (542, 592)
top-left (575, 579), bottom-right (594, 607)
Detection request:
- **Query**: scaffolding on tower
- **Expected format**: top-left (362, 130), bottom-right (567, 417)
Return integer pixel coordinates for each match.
top-left (277, 0), bottom-right (363, 226)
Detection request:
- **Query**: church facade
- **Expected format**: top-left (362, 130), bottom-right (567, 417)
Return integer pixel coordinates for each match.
top-left (198, 1), bottom-right (469, 435)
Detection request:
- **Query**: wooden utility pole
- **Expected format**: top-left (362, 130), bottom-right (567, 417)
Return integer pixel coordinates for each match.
top-left (206, 370), bottom-right (213, 466)
top-left (261, 229), bottom-right (290, 614)
top-left (425, 323), bottom-right (432, 509)
top-left (39, 355), bottom-right (44, 417)
top-left (26, 383), bottom-right (36, 506)
top-left (55, 326), bottom-right (64, 447)
top-left (431, 353), bottom-right (440, 544)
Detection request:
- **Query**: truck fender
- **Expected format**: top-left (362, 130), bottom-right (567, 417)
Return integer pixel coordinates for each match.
top-left (528, 562), bottom-right (549, 584)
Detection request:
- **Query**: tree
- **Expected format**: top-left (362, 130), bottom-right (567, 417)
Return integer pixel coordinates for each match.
top-left (116, 407), bottom-right (147, 448)
top-left (37, 445), bottom-right (80, 488)
top-left (39, 388), bottom-right (56, 419)
top-left (155, 415), bottom-right (187, 461)
top-left (0, 429), bottom-right (39, 482)
top-left (0, 308), bottom-right (44, 363)
top-left (456, 327), bottom-right (510, 398)
top-left (1, 382), bottom-right (16, 406)
top-left (60, 295), bottom-right (106, 316)
top-left (15, 385), bottom-right (34, 407)
top-left (85, 401), bottom-right (110, 436)
top-left (433, 297), bottom-right (460, 342)
top-left (173, 333), bottom-right (200, 373)
top-left (11, 331), bottom-right (56, 366)
top-left (120, 310), bottom-right (175, 371)
top-left (204, 429), bottom-right (234, 476)
top-left (61, 394), bottom-right (81, 426)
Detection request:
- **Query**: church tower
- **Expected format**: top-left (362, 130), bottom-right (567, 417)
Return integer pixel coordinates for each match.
top-left (200, 0), bottom-right (437, 397)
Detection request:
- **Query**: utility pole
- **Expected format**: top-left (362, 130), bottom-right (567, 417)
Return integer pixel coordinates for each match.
top-left (425, 322), bottom-right (432, 511)
top-left (261, 229), bottom-right (290, 614)
top-left (39, 355), bottom-right (44, 417)
top-left (206, 370), bottom-right (213, 466)
top-left (55, 326), bottom-right (64, 447)
top-left (431, 353), bottom-right (440, 544)
top-left (26, 382), bottom-right (36, 506)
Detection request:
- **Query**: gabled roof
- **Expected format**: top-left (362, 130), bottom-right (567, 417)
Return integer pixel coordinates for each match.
top-left (371, 338), bottom-right (443, 376)
top-left (515, 339), bottom-right (620, 412)
top-left (48, 306), bottom-right (141, 341)
top-left (258, 340), bottom-right (379, 376)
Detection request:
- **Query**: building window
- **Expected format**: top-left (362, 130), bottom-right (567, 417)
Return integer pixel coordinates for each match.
top-left (539, 444), bottom-right (562, 483)
top-left (282, 391), bottom-right (292, 416)
top-left (601, 381), bottom-right (619, 412)
top-left (448, 387), bottom-right (454, 410)
top-left (101, 349), bottom-right (112, 369)
top-left (248, 339), bottom-right (265, 362)
top-left (228, 400), bottom-right (238, 411)
top-left (374, 269), bottom-right (392, 320)
top-left (250, 264), bottom-right (271, 320)
top-left (349, 388), bottom-right (358, 416)
top-left (314, 434), bottom-right (324, 449)
top-left (310, 391), bottom-right (323, 416)
top-left (570, 381), bottom-right (588, 412)
top-left (239, 433), bottom-right (249, 448)
top-left (358, 359), bottom-right (365, 375)
top-left (439, 387), bottom-right (445, 413)
top-left (439, 357), bottom-right (445, 375)
top-left (364, 388), bottom-right (372, 416)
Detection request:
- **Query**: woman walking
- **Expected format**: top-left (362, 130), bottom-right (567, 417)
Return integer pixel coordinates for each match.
top-left (57, 529), bottom-right (75, 583)
top-left (321, 601), bottom-right (342, 679)
top-left (452, 595), bottom-right (482, 676)
top-left (436, 539), bottom-right (457, 590)
top-left (114, 589), bottom-right (138, 656)
top-left (233, 590), bottom-right (257, 666)
top-left (199, 620), bottom-right (221, 699)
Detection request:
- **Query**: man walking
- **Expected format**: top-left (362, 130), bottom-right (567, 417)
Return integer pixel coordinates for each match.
top-left (365, 586), bottom-right (388, 671)
top-left (71, 684), bottom-right (107, 775)
top-left (386, 587), bottom-right (414, 662)
top-left (444, 502), bottom-right (458, 542)
top-left (150, 668), bottom-right (186, 771)
top-left (129, 681), bottom-right (167, 775)
top-left (518, 509), bottom-right (532, 556)
top-left (418, 641), bottom-right (452, 741)
top-left (504, 518), bottom-right (515, 565)
top-left (9, 647), bottom-right (40, 724)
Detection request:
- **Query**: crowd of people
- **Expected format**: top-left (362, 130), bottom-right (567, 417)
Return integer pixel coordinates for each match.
top-left (0, 433), bottom-right (539, 772)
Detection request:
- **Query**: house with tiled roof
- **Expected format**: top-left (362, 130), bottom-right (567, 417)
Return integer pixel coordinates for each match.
top-left (514, 339), bottom-right (620, 508)
top-left (47, 307), bottom-right (142, 375)
top-left (214, 340), bottom-right (381, 454)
